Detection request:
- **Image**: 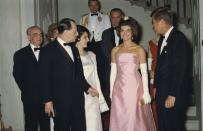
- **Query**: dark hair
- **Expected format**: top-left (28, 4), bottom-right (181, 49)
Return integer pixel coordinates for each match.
top-left (76, 25), bottom-right (90, 42)
top-left (88, 0), bottom-right (101, 11)
top-left (110, 8), bottom-right (125, 17)
top-left (57, 18), bottom-right (76, 34)
top-left (150, 6), bottom-right (168, 17)
top-left (117, 17), bottom-right (142, 43)
top-left (151, 7), bottom-right (174, 25)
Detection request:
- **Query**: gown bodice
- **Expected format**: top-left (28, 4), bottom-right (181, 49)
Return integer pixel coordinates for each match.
top-left (110, 52), bottom-right (156, 131)
top-left (116, 53), bottom-right (140, 76)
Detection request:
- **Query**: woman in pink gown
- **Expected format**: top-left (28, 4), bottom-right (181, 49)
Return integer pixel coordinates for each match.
top-left (109, 17), bottom-right (156, 131)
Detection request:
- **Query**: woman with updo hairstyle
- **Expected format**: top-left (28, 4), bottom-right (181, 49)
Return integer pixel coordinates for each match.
top-left (46, 23), bottom-right (58, 42)
top-left (75, 25), bottom-right (109, 131)
top-left (109, 17), bottom-right (156, 131)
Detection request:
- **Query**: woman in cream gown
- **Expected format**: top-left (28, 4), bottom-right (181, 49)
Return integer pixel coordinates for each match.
top-left (76, 25), bottom-right (109, 131)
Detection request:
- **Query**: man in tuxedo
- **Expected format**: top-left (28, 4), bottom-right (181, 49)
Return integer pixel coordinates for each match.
top-left (80, 0), bottom-right (111, 90)
top-left (151, 8), bottom-right (190, 131)
top-left (13, 26), bottom-right (50, 131)
top-left (101, 8), bottom-right (124, 99)
top-left (39, 18), bottom-right (98, 131)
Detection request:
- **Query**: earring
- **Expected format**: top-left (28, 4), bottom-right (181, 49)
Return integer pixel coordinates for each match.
top-left (77, 38), bottom-right (81, 42)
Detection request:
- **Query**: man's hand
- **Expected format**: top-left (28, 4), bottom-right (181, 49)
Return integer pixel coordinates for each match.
top-left (45, 101), bottom-right (55, 117)
top-left (88, 87), bottom-right (99, 97)
top-left (165, 95), bottom-right (176, 108)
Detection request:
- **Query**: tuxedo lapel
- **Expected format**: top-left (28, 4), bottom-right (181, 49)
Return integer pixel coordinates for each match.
top-left (55, 42), bottom-right (74, 64)
top-left (26, 45), bottom-right (38, 63)
top-left (70, 45), bottom-right (83, 79)
top-left (157, 36), bottom-right (164, 58)
top-left (159, 29), bottom-right (176, 57)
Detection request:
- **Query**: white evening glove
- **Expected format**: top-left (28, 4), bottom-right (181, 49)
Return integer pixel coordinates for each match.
top-left (147, 58), bottom-right (152, 71)
top-left (110, 63), bottom-right (117, 99)
top-left (140, 63), bottom-right (151, 104)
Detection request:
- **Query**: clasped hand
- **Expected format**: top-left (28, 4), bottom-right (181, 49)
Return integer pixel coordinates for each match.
top-left (88, 87), bottom-right (99, 97)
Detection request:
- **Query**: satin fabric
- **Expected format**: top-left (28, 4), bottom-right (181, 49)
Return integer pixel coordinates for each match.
top-left (110, 53), bottom-right (156, 131)
top-left (81, 51), bottom-right (109, 131)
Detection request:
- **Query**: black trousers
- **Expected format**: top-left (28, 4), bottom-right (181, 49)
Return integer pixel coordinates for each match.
top-left (23, 101), bottom-right (50, 131)
top-left (53, 106), bottom-right (86, 131)
top-left (156, 104), bottom-right (186, 131)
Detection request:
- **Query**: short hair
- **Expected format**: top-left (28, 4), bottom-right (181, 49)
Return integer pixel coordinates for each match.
top-left (57, 18), bottom-right (76, 34)
top-left (117, 17), bottom-right (141, 43)
top-left (76, 25), bottom-right (90, 42)
top-left (151, 7), bottom-right (174, 25)
top-left (26, 25), bottom-right (42, 35)
top-left (110, 8), bottom-right (125, 17)
top-left (88, 0), bottom-right (101, 11)
top-left (150, 6), bottom-right (168, 17)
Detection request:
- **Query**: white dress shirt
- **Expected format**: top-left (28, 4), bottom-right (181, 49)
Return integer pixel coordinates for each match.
top-left (89, 13), bottom-right (98, 32)
top-left (114, 29), bottom-right (120, 46)
top-left (30, 44), bottom-right (40, 61)
top-left (160, 26), bottom-right (174, 54)
top-left (57, 37), bottom-right (74, 61)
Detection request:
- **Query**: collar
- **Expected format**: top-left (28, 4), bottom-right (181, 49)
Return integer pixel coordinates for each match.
top-left (89, 12), bottom-right (101, 16)
top-left (30, 43), bottom-right (40, 52)
top-left (57, 37), bottom-right (67, 46)
top-left (163, 26), bottom-right (174, 41)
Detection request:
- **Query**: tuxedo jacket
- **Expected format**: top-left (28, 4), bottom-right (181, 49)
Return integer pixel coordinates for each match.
top-left (101, 27), bottom-right (118, 63)
top-left (80, 12), bottom-right (111, 42)
top-left (154, 28), bottom-right (190, 106)
top-left (99, 27), bottom-right (120, 95)
top-left (39, 40), bottom-right (90, 109)
top-left (13, 45), bottom-right (41, 103)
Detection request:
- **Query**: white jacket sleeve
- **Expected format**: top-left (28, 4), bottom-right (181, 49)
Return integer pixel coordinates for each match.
top-left (110, 63), bottom-right (117, 99)
top-left (140, 63), bottom-right (151, 104)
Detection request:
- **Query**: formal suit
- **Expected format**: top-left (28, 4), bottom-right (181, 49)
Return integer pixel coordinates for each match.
top-left (154, 28), bottom-right (190, 131)
top-left (38, 40), bottom-right (90, 131)
top-left (13, 45), bottom-right (50, 131)
top-left (101, 27), bottom-right (120, 99)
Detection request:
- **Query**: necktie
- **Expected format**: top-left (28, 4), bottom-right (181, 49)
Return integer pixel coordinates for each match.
top-left (113, 27), bottom-right (117, 30)
top-left (91, 13), bottom-right (98, 16)
top-left (34, 47), bottom-right (40, 51)
top-left (158, 36), bottom-right (165, 54)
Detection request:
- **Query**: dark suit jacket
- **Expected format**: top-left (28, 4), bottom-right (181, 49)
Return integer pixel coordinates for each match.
top-left (13, 45), bottom-right (41, 103)
top-left (38, 40), bottom-right (90, 109)
top-left (101, 27), bottom-right (119, 86)
top-left (154, 28), bottom-right (190, 107)
top-left (101, 27), bottom-right (117, 63)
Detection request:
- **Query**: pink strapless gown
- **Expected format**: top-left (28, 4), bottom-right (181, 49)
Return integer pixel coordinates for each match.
top-left (109, 53), bottom-right (156, 131)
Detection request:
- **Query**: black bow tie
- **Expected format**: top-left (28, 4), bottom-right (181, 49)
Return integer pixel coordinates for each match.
top-left (63, 43), bottom-right (72, 46)
top-left (34, 47), bottom-right (40, 51)
top-left (91, 13), bottom-right (98, 16)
